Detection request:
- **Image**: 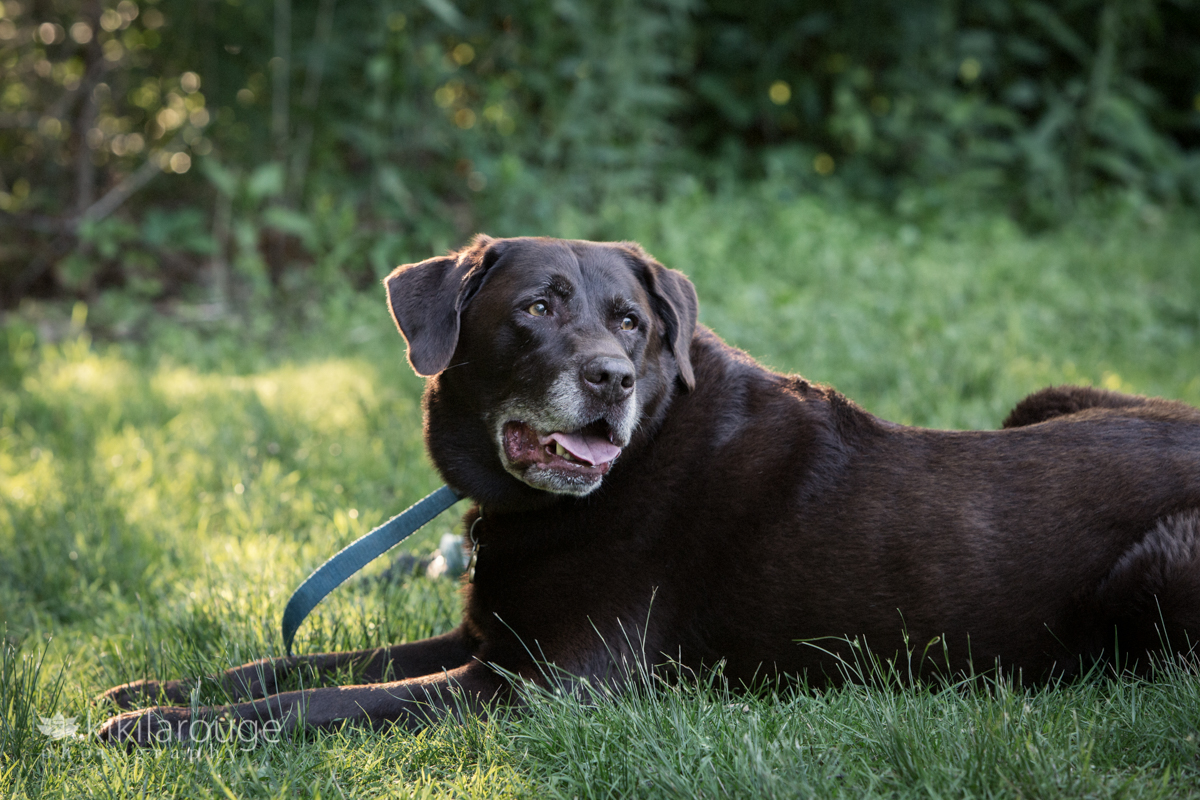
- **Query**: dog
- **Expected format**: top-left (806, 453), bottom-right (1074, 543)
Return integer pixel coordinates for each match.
top-left (99, 235), bottom-right (1200, 744)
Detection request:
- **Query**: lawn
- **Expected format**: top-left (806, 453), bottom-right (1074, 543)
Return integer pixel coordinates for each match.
top-left (3, 185), bottom-right (1200, 798)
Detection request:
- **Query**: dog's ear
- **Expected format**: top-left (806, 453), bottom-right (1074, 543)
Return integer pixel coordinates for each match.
top-left (384, 234), bottom-right (500, 376)
top-left (624, 243), bottom-right (699, 391)
top-left (648, 265), bottom-right (699, 391)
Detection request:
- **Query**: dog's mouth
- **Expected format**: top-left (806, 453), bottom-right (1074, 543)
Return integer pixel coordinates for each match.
top-left (502, 419), bottom-right (622, 476)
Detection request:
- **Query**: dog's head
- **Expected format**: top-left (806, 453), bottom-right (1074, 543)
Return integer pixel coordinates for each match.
top-left (385, 235), bottom-right (697, 508)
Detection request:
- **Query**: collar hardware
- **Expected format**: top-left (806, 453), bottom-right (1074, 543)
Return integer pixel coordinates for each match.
top-left (467, 514), bottom-right (483, 583)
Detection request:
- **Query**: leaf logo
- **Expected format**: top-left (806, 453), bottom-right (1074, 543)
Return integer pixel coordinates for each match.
top-left (37, 712), bottom-right (80, 740)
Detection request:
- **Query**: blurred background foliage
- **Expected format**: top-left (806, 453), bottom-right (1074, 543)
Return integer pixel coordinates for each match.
top-left (1, 0), bottom-right (1198, 312)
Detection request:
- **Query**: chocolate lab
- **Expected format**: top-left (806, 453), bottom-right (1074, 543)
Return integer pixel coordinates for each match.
top-left (99, 235), bottom-right (1200, 743)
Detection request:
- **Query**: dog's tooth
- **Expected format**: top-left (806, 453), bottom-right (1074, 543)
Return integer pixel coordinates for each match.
top-left (555, 442), bottom-right (567, 457)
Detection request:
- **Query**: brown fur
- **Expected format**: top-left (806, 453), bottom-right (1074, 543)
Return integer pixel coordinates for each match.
top-left (99, 237), bottom-right (1200, 744)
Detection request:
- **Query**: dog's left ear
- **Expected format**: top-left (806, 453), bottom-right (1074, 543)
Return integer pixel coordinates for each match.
top-left (384, 234), bottom-right (502, 376)
top-left (623, 243), bottom-right (698, 391)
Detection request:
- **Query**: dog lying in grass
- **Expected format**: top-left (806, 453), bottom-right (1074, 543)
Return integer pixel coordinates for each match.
top-left (99, 235), bottom-right (1200, 744)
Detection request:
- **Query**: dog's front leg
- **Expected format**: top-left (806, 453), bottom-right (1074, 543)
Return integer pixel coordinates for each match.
top-left (97, 661), bottom-right (509, 746)
top-left (100, 627), bottom-right (475, 709)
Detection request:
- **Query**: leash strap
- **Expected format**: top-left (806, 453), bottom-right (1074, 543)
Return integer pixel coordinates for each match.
top-left (281, 484), bottom-right (462, 655)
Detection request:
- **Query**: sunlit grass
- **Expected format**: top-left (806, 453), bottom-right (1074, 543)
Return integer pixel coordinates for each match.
top-left (2, 187), bottom-right (1200, 797)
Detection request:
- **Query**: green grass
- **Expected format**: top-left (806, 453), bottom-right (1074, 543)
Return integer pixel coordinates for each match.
top-left (2, 185), bottom-right (1200, 797)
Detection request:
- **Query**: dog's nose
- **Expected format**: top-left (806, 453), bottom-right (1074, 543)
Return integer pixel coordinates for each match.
top-left (581, 356), bottom-right (635, 403)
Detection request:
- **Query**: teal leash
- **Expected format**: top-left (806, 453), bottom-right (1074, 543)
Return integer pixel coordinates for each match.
top-left (281, 484), bottom-right (463, 655)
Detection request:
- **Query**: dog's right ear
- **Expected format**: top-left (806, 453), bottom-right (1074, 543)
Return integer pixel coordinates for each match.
top-left (384, 235), bottom-right (499, 376)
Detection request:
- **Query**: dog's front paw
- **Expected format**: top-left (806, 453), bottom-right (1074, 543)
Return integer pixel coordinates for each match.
top-left (97, 707), bottom-right (192, 747)
top-left (98, 679), bottom-right (189, 710)
top-left (97, 680), bottom-right (157, 711)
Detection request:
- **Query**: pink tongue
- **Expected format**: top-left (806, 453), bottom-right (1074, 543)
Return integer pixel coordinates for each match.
top-left (547, 431), bottom-right (621, 466)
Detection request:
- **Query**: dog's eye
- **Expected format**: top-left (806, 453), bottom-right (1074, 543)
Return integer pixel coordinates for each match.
top-left (527, 301), bottom-right (549, 317)
top-left (620, 315), bottom-right (637, 331)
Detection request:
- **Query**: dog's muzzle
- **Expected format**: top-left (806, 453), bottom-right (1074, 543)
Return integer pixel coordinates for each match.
top-left (492, 369), bottom-right (639, 496)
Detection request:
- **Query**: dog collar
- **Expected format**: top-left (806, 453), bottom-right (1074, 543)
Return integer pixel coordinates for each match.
top-left (281, 484), bottom-right (462, 655)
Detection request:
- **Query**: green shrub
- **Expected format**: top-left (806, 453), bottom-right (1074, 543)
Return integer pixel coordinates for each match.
top-left (3, 0), bottom-right (1198, 307)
